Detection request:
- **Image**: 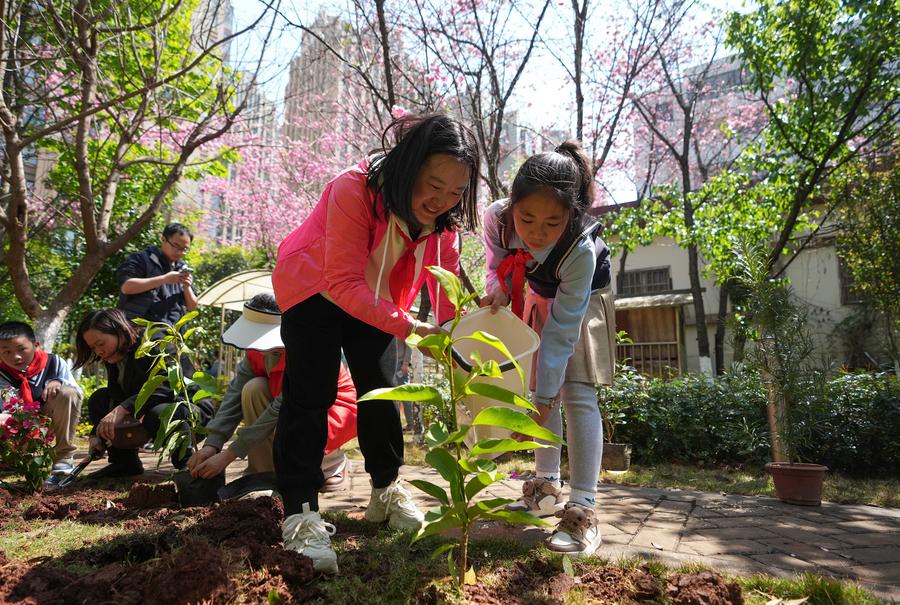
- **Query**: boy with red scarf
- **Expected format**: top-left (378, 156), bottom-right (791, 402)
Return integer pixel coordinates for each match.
top-left (0, 321), bottom-right (82, 478)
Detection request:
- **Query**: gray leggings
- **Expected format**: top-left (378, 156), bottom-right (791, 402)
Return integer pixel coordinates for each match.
top-left (534, 381), bottom-right (603, 497)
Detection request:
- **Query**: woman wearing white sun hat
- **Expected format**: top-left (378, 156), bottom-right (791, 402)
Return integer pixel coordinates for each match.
top-left (187, 293), bottom-right (357, 492)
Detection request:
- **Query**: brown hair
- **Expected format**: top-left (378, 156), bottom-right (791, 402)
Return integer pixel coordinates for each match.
top-left (74, 309), bottom-right (140, 368)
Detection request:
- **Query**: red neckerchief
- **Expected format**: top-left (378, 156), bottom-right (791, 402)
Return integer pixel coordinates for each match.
top-left (389, 222), bottom-right (426, 312)
top-left (0, 348), bottom-right (49, 405)
top-left (246, 350), bottom-right (286, 398)
top-left (497, 248), bottom-right (533, 319)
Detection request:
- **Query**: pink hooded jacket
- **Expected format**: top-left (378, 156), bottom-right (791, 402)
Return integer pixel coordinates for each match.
top-left (272, 159), bottom-right (460, 338)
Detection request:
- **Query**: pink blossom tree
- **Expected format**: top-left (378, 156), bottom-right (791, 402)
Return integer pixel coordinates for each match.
top-left (627, 0), bottom-right (768, 373)
top-left (0, 0), bottom-right (278, 345)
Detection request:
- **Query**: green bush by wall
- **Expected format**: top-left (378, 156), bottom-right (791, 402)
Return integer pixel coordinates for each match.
top-left (598, 368), bottom-right (900, 477)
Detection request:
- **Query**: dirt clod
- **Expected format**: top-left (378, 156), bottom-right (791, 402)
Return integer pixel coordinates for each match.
top-left (667, 571), bottom-right (744, 605)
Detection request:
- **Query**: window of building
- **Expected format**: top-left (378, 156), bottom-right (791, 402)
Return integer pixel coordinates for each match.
top-left (838, 258), bottom-right (863, 305)
top-left (620, 267), bottom-right (672, 295)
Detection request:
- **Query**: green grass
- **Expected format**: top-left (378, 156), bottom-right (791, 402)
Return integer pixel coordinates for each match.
top-left (0, 518), bottom-right (131, 562)
top-left (739, 572), bottom-right (886, 605)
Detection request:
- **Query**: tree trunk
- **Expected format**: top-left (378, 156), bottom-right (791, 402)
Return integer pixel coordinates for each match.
top-left (617, 249), bottom-right (629, 293)
top-left (687, 243), bottom-right (712, 374)
top-left (374, 0), bottom-right (396, 111)
top-left (571, 0), bottom-right (588, 142)
top-left (759, 335), bottom-right (790, 462)
top-left (714, 280), bottom-right (729, 375)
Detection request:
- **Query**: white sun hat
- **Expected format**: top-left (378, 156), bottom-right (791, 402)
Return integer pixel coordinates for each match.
top-left (221, 303), bottom-right (283, 352)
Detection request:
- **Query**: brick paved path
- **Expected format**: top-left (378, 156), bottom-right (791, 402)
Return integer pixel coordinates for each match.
top-left (133, 452), bottom-right (899, 600)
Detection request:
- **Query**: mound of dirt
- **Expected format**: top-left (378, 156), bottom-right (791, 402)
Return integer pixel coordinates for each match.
top-left (112, 538), bottom-right (235, 604)
top-left (124, 483), bottom-right (179, 509)
top-left (24, 498), bottom-right (90, 520)
top-left (667, 571), bottom-right (744, 605)
top-left (193, 495), bottom-right (283, 548)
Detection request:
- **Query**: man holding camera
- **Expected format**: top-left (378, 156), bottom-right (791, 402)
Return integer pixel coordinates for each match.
top-left (117, 223), bottom-right (198, 325)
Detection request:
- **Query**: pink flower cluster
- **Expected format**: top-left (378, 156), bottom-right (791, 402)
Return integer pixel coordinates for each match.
top-left (0, 387), bottom-right (54, 449)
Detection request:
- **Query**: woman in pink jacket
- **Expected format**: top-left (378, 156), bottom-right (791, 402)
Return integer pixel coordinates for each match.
top-left (272, 114), bottom-right (480, 574)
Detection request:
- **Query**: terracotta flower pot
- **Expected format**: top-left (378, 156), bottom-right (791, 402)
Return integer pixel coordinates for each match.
top-left (601, 443), bottom-right (632, 471)
top-left (765, 462), bottom-right (828, 506)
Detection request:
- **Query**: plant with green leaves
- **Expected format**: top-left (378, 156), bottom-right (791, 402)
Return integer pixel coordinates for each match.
top-left (731, 240), bottom-right (816, 463)
top-left (132, 312), bottom-right (222, 465)
top-left (358, 266), bottom-right (561, 587)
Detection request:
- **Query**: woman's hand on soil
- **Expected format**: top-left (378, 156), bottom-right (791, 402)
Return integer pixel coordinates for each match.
top-left (96, 405), bottom-right (128, 441)
top-left (187, 445), bottom-right (217, 476)
top-left (479, 291), bottom-right (510, 314)
top-left (193, 449), bottom-right (236, 478)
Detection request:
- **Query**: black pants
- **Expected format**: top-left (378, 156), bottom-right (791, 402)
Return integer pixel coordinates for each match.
top-left (275, 294), bottom-right (399, 515)
top-left (88, 388), bottom-right (210, 469)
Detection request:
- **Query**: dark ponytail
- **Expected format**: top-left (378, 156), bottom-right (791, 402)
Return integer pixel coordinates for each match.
top-left (509, 140), bottom-right (595, 231)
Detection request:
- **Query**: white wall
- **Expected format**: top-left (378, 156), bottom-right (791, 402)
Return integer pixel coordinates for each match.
top-left (610, 236), bottom-right (876, 373)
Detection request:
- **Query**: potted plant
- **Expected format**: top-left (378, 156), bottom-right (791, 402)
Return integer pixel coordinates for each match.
top-left (596, 332), bottom-right (643, 472)
top-left (733, 243), bottom-right (828, 506)
top-left (133, 312), bottom-right (224, 505)
top-left (360, 267), bottom-right (561, 588)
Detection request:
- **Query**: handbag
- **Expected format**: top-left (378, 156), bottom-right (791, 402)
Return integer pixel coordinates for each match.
top-left (111, 414), bottom-right (152, 449)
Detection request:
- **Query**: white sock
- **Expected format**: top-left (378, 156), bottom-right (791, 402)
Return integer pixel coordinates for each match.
top-left (569, 490), bottom-right (595, 508)
top-left (537, 473), bottom-right (561, 488)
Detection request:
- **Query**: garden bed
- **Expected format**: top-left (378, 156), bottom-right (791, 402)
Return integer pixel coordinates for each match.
top-left (0, 480), bottom-right (758, 604)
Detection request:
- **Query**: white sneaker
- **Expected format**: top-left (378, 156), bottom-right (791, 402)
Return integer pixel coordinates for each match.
top-left (548, 502), bottom-right (602, 556)
top-left (365, 479), bottom-right (424, 531)
top-left (282, 504), bottom-right (339, 574)
top-left (506, 478), bottom-right (564, 517)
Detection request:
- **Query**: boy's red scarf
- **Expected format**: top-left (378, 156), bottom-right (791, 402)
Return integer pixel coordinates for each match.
top-left (0, 349), bottom-right (49, 404)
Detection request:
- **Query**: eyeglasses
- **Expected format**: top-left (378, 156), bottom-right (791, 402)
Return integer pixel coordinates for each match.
top-left (165, 237), bottom-right (191, 253)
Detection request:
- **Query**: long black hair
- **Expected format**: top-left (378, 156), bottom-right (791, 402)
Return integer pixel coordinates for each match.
top-left (366, 113), bottom-right (480, 232)
top-left (508, 140), bottom-right (595, 233)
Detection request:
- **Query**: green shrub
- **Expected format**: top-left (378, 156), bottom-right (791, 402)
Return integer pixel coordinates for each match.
top-left (598, 368), bottom-right (900, 476)
top-left (796, 372), bottom-right (900, 476)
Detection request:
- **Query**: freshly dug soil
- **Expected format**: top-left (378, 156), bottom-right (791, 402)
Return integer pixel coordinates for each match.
top-left (667, 571), bottom-right (744, 605)
top-left (0, 483), bottom-right (747, 604)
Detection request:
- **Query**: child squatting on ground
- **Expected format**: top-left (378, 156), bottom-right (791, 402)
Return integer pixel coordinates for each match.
top-left (271, 113), bottom-right (481, 574)
top-left (186, 293), bottom-right (358, 493)
top-left (0, 321), bottom-right (83, 485)
top-left (481, 141), bottom-right (615, 556)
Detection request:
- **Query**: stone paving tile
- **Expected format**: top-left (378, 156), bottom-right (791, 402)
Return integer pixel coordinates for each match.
top-left (835, 520), bottom-right (900, 533)
top-left (836, 546), bottom-right (900, 564)
top-left (683, 517), bottom-right (718, 530)
top-left (700, 515), bottom-right (767, 529)
top-left (678, 539), bottom-right (772, 556)
top-left (631, 529), bottom-right (682, 551)
top-left (850, 561), bottom-right (900, 582)
top-left (597, 522), bottom-right (627, 536)
top-left (693, 526), bottom-right (781, 541)
top-left (839, 532), bottom-right (900, 547)
top-left (762, 529), bottom-right (853, 549)
top-left (749, 552), bottom-right (818, 570)
top-left (759, 516), bottom-right (849, 534)
top-left (654, 499), bottom-right (695, 513)
top-left (605, 521), bottom-right (643, 535)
